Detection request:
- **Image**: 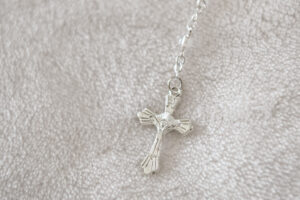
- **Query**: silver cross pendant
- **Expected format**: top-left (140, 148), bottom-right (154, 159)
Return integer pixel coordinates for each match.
top-left (137, 77), bottom-right (193, 174)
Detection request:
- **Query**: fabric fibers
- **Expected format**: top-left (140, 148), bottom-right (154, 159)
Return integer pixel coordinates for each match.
top-left (0, 0), bottom-right (299, 199)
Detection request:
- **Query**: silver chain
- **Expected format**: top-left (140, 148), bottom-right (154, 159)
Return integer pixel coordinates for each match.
top-left (173, 0), bottom-right (207, 77)
top-left (168, 0), bottom-right (207, 96)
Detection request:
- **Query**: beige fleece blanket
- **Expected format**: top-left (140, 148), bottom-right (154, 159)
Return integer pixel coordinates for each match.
top-left (0, 0), bottom-right (299, 199)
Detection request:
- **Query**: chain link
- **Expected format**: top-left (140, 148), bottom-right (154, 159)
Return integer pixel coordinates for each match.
top-left (173, 0), bottom-right (207, 77)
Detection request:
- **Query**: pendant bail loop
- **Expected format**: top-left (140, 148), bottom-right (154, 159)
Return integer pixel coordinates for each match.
top-left (168, 76), bottom-right (183, 96)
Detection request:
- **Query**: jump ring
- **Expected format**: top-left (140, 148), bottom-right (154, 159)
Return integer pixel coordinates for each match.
top-left (168, 76), bottom-right (183, 93)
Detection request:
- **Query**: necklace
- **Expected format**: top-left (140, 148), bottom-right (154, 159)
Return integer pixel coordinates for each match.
top-left (137, 0), bottom-right (207, 174)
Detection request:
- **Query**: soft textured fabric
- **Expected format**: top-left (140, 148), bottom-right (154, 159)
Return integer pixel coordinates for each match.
top-left (0, 0), bottom-right (299, 199)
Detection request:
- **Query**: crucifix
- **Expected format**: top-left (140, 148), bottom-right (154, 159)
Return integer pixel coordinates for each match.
top-left (136, 0), bottom-right (207, 174)
top-left (137, 77), bottom-right (193, 174)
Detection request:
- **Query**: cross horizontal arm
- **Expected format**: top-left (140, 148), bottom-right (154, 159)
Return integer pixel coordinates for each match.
top-left (174, 119), bottom-right (193, 136)
top-left (137, 108), bottom-right (156, 125)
